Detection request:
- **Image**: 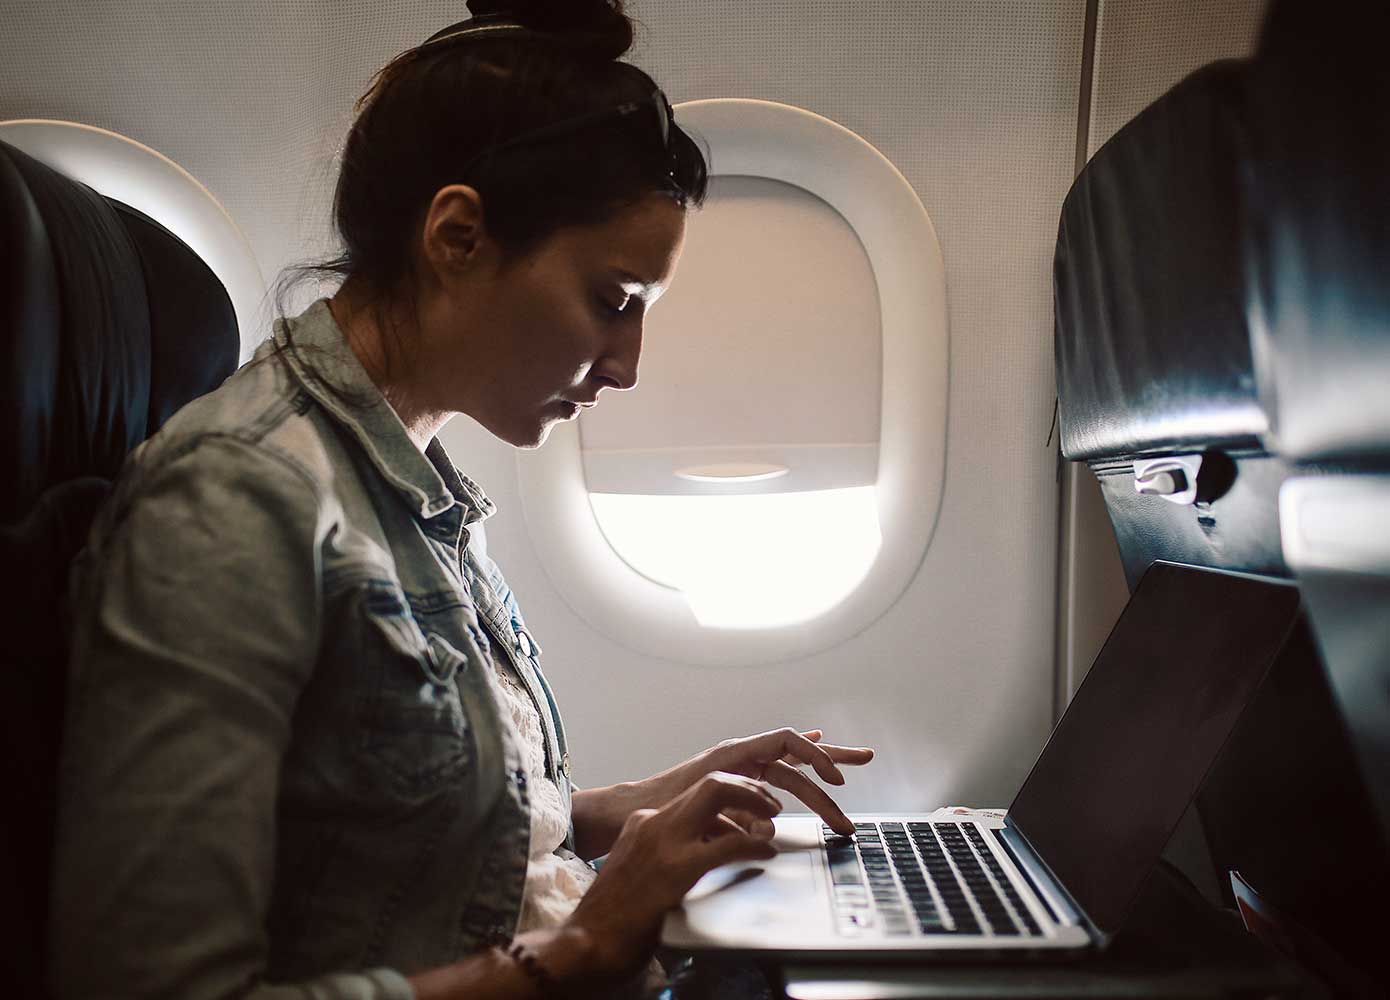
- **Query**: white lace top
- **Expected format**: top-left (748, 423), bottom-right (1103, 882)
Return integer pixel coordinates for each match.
top-left (486, 642), bottom-right (600, 932)
top-left (486, 641), bottom-right (667, 995)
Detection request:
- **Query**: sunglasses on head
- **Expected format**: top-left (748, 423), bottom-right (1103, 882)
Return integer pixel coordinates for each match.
top-left (414, 19), bottom-right (678, 180)
top-left (457, 88), bottom-right (677, 178)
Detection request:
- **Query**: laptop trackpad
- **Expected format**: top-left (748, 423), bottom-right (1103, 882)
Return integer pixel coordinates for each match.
top-left (664, 817), bottom-right (832, 948)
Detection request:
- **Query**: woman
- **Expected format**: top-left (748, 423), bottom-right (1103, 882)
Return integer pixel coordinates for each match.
top-left (50, 1), bottom-right (873, 997)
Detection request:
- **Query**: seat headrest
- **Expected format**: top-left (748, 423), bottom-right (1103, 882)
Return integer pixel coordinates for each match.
top-left (1054, 60), bottom-right (1267, 463)
top-left (0, 138), bottom-right (238, 523)
top-left (1243, 0), bottom-right (1390, 462)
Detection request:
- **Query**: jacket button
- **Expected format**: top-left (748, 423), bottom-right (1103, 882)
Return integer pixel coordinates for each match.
top-left (515, 629), bottom-right (533, 657)
top-left (561, 753), bottom-right (571, 778)
top-left (514, 768), bottom-right (527, 789)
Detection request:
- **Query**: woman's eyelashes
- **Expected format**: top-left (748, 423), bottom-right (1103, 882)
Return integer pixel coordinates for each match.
top-left (597, 293), bottom-right (631, 317)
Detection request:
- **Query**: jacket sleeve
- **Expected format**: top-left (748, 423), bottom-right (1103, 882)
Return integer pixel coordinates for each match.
top-left (49, 436), bottom-right (413, 1000)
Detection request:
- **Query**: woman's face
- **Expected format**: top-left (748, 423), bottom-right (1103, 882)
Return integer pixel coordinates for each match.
top-left (414, 191), bottom-right (687, 449)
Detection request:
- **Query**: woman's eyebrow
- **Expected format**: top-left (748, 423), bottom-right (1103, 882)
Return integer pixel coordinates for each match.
top-left (608, 268), bottom-right (668, 306)
top-left (609, 266), bottom-right (655, 288)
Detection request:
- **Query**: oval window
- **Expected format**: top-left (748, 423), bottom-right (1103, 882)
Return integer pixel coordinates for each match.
top-left (517, 99), bottom-right (947, 666)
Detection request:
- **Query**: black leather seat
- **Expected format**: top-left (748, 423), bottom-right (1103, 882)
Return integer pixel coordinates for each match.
top-left (0, 136), bottom-right (239, 999)
top-left (1054, 57), bottom-right (1281, 585)
top-left (1241, 0), bottom-right (1390, 900)
top-left (1053, 6), bottom-right (1387, 991)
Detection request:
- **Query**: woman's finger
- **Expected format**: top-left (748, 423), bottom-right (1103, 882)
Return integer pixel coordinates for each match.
top-left (798, 730), bottom-right (875, 767)
top-left (780, 745), bottom-right (874, 770)
top-left (814, 743), bottom-right (876, 766)
top-left (752, 728), bottom-right (845, 786)
top-left (763, 759), bottom-right (854, 836)
top-left (694, 826), bottom-right (779, 872)
top-left (704, 811), bottom-right (754, 841)
top-left (674, 772), bottom-right (780, 836)
top-left (719, 807), bottom-right (777, 841)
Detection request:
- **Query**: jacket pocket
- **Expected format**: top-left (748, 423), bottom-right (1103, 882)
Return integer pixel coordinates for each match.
top-left (355, 580), bottom-right (473, 800)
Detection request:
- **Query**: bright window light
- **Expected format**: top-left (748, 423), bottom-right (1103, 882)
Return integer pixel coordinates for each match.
top-left (588, 487), bottom-right (882, 629)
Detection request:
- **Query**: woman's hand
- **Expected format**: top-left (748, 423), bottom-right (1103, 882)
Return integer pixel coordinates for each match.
top-left (413, 775), bottom-right (781, 997)
top-left (659, 728), bottom-right (875, 836)
top-left (571, 728), bottom-right (875, 858)
top-left (564, 772), bottom-right (784, 982)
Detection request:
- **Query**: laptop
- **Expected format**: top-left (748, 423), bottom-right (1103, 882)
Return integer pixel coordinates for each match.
top-left (662, 562), bottom-right (1301, 958)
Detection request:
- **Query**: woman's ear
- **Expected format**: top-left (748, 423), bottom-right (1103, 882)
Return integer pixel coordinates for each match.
top-left (420, 184), bottom-right (489, 277)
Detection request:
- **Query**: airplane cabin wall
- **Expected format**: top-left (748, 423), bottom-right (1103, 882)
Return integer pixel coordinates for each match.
top-left (0, 0), bottom-right (1269, 813)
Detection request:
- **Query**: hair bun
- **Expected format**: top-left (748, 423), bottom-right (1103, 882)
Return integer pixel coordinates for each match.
top-left (466, 0), bottom-right (633, 61)
top-left (464, 0), bottom-right (514, 15)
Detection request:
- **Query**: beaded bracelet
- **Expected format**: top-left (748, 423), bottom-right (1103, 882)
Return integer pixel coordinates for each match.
top-left (501, 938), bottom-right (561, 995)
top-left (479, 928), bottom-right (562, 996)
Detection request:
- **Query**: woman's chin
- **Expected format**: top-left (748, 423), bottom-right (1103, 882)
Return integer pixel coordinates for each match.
top-left (490, 408), bottom-right (565, 449)
top-left (528, 423), bottom-right (556, 449)
top-left (509, 418), bottom-right (555, 450)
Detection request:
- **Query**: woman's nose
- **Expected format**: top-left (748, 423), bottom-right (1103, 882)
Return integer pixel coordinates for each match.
top-left (595, 321), bottom-right (642, 393)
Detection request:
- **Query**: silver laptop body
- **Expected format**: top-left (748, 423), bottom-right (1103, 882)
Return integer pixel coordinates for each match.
top-left (662, 564), bottom-right (1303, 959)
top-left (664, 812), bottom-right (1093, 956)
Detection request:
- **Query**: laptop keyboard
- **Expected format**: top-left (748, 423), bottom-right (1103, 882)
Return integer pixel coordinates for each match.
top-left (822, 821), bottom-right (1042, 938)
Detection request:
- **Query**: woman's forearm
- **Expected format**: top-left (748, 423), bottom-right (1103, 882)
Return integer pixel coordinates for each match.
top-left (571, 781), bottom-right (648, 860)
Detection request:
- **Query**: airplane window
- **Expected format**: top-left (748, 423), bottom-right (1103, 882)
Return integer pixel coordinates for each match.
top-left (581, 172), bottom-right (881, 629)
top-left (517, 99), bottom-right (947, 666)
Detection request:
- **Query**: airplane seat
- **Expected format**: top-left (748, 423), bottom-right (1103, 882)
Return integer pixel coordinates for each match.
top-left (1054, 27), bottom-right (1387, 993)
top-left (1054, 57), bottom-right (1276, 587)
top-left (1240, 0), bottom-right (1390, 915)
top-left (0, 136), bottom-right (239, 998)
top-left (1206, 5), bottom-right (1390, 989)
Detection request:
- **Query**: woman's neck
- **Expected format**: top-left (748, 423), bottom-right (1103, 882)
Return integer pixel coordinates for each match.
top-left (327, 289), bottom-right (450, 453)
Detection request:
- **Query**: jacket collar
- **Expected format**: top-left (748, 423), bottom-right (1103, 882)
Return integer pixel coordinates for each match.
top-left (272, 299), bottom-right (496, 526)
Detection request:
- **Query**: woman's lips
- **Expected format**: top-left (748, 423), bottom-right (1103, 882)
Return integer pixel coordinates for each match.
top-left (557, 398), bottom-right (597, 419)
top-left (557, 400), bottom-right (581, 419)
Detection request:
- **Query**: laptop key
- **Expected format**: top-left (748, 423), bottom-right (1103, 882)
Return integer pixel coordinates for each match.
top-left (830, 859), bottom-right (863, 885)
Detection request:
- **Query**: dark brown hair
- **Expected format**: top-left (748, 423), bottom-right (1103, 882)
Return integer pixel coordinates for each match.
top-left (278, 0), bottom-right (708, 320)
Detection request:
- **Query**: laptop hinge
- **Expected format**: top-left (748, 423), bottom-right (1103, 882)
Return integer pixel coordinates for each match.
top-left (996, 825), bottom-right (1081, 928)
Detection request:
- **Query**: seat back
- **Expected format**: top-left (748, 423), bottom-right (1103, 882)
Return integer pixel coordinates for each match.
top-left (1242, 0), bottom-right (1390, 855)
top-left (0, 136), bottom-right (238, 998)
top-left (1053, 27), bottom-right (1387, 992)
top-left (1054, 58), bottom-right (1286, 588)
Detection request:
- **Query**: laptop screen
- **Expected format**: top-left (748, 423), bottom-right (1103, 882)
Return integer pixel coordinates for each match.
top-left (1007, 562), bottom-right (1300, 937)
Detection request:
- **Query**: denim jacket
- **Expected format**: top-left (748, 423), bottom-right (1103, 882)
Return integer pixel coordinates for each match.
top-left (51, 300), bottom-right (572, 999)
